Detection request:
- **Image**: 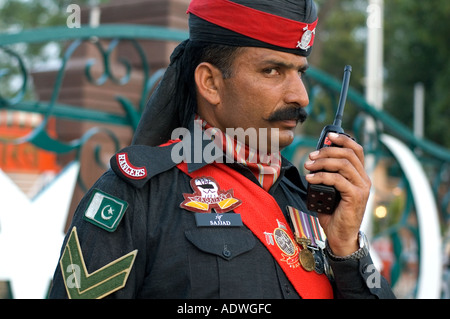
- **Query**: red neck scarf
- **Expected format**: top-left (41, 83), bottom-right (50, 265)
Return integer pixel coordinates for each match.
top-left (196, 115), bottom-right (281, 191)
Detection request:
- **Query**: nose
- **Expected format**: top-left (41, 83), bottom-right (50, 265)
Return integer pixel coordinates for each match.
top-left (284, 71), bottom-right (309, 107)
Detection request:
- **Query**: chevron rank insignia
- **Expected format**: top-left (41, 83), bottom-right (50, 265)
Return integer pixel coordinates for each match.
top-left (83, 189), bottom-right (128, 232)
top-left (60, 227), bottom-right (137, 299)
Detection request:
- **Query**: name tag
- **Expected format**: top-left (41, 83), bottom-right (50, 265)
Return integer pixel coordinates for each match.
top-left (195, 213), bottom-right (243, 227)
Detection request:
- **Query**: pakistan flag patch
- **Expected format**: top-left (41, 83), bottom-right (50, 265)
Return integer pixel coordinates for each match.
top-left (84, 189), bottom-right (128, 232)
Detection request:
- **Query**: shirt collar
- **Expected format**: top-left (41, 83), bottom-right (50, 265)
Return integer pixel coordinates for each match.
top-left (183, 115), bottom-right (300, 184)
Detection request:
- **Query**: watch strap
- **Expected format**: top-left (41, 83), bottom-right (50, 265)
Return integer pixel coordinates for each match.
top-left (325, 231), bottom-right (369, 261)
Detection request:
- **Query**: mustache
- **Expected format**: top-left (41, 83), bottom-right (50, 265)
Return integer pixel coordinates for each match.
top-left (266, 106), bottom-right (308, 124)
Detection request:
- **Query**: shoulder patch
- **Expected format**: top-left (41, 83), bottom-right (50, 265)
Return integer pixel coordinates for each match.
top-left (84, 189), bottom-right (128, 232)
top-left (116, 152), bottom-right (147, 180)
top-left (110, 144), bottom-right (180, 188)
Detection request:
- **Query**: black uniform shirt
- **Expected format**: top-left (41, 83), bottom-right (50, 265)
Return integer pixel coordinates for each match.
top-left (49, 128), bottom-right (395, 299)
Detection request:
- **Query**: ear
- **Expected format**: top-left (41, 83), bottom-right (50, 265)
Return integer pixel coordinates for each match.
top-left (194, 62), bottom-right (223, 106)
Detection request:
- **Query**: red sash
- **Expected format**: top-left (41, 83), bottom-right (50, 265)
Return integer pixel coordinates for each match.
top-left (177, 161), bottom-right (333, 299)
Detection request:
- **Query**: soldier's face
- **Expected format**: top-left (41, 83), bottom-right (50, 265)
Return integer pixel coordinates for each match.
top-left (209, 47), bottom-right (309, 152)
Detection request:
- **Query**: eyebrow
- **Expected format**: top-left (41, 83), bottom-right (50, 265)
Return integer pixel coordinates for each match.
top-left (262, 59), bottom-right (309, 73)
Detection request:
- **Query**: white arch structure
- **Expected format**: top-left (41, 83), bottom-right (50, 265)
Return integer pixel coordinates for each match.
top-left (380, 134), bottom-right (442, 299)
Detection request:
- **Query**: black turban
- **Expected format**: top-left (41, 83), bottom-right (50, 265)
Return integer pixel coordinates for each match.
top-left (132, 0), bottom-right (318, 146)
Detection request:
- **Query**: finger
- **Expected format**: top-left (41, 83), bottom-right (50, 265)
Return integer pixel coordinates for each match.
top-left (305, 171), bottom-right (370, 219)
top-left (305, 171), bottom-right (354, 193)
top-left (305, 167), bottom-right (371, 202)
top-left (325, 132), bottom-right (365, 165)
top-left (304, 157), bottom-right (364, 186)
top-left (308, 146), bottom-right (368, 183)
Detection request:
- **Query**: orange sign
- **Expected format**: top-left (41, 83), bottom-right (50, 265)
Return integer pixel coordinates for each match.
top-left (0, 117), bottom-right (60, 174)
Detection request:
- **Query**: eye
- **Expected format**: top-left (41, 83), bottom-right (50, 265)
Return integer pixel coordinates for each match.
top-left (298, 65), bottom-right (309, 77)
top-left (263, 68), bottom-right (280, 76)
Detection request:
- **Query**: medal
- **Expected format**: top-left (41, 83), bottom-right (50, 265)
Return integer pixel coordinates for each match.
top-left (299, 249), bottom-right (315, 271)
top-left (288, 206), bottom-right (327, 273)
top-left (313, 249), bottom-right (324, 274)
top-left (296, 236), bottom-right (315, 272)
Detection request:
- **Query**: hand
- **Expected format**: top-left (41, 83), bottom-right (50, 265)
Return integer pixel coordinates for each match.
top-left (304, 132), bottom-right (371, 256)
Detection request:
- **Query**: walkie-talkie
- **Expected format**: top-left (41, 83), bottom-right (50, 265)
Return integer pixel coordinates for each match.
top-left (306, 65), bottom-right (352, 214)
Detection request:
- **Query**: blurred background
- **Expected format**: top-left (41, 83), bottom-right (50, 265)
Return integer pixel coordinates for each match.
top-left (0, 0), bottom-right (449, 299)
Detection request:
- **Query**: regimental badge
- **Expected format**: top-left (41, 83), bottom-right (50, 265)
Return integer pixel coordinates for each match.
top-left (180, 176), bottom-right (242, 213)
top-left (265, 220), bottom-right (301, 269)
top-left (274, 227), bottom-right (301, 269)
top-left (84, 189), bottom-right (128, 232)
top-left (296, 25), bottom-right (316, 51)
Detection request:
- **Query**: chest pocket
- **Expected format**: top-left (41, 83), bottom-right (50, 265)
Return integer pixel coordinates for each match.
top-left (184, 227), bottom-right (257, 298)
top-left (185, 227), bottom-right (255, 261)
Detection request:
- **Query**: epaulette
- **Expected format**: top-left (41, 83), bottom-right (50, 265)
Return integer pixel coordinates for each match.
top-left (110, 143), bottom-right (179, 188)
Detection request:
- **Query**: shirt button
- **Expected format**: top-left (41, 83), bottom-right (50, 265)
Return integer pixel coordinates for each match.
top-left (222, 247), bottom-right (231, 258)
top-left (284, 284), bottom-right (291, 294)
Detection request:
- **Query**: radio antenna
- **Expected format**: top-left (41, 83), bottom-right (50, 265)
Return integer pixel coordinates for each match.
top-left (333, 65), bottom-right (352, 127)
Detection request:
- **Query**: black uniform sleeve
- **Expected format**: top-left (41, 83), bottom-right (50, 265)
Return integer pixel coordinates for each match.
top-left (328, 253), bottom-right (396, 299)
top-left (48, 169), bottom-right (148, 299)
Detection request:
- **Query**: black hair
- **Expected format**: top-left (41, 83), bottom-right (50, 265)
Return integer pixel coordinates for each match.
top-left (177, 41), bottom-right (243, 128)
top-left (197, 43), bottom-right (244, 79)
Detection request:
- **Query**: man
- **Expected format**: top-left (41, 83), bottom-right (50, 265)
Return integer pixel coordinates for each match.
top-left (49, 0), bottom-right (395, 299)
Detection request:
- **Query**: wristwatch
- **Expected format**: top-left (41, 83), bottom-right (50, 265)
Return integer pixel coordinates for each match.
top-left (325, 231), bottom-right (370, 261)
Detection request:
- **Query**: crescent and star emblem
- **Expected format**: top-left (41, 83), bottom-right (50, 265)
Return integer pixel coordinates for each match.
top-left (101, 205), bottom-right (114, 220)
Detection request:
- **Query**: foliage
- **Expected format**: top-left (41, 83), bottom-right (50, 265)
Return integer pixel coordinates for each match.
top-left (303, 0), bottom-right (450, 150)
top-left (384, 0), bottom-right (450, 148)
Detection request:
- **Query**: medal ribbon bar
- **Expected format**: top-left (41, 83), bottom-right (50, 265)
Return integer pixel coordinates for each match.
top-left (288, 206), bottom-right (325, 249)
